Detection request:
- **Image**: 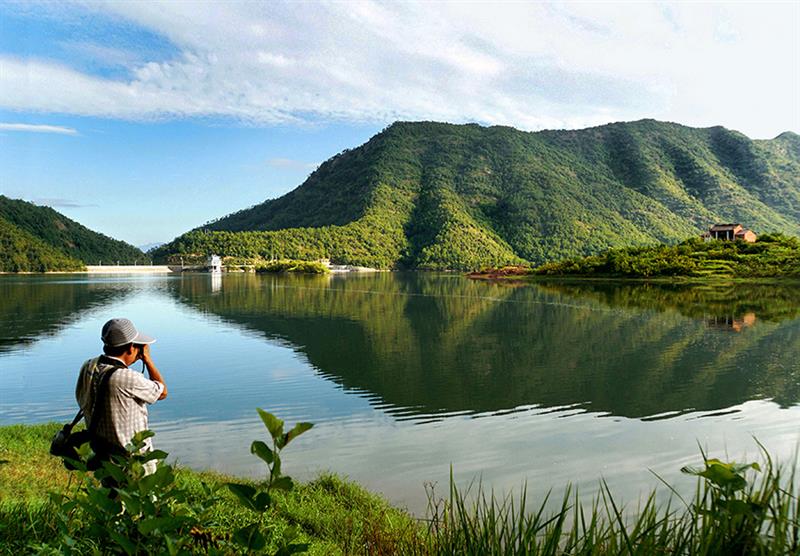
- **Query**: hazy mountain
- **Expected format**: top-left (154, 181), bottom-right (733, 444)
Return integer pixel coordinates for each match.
top-left (139, 242), bottom-right (165, 253)
top-left (154, 120), bottom-right (799, 270)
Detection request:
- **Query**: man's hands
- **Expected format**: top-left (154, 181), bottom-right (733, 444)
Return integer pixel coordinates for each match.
top-left (136, 344), bottom-right (167, 399)
top-left (137, 343), bottom-right (153, 365)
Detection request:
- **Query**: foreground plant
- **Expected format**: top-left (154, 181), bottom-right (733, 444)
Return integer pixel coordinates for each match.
top-left (423, 445), bottom-right (799, 555)
top-left (43, 430), bottom-right (219, 555)
top-left (225, 408), bottom-right (313, 554)
top-left (39, 409), bottom-right (313, 555)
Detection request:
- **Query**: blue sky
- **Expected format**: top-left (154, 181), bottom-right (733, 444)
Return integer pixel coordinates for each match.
top-left (0, 1), bottom-right (798, 247)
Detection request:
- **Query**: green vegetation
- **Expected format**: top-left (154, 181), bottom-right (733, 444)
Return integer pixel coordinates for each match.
top-left (154, 120), bottom-right (799, 270)
top-left (0, 218), bottom-right (84, 272)
top-left (0, 421), bottom-right (419, 555)
top-left (0, 195), bottom-right (145, 271)
top-left (425, 448), bottom-right (798, 555)
top-left (3, 422), bottom-right (799, 554)
top-left (535, 234), bottom-right (800, 278)
top-left (256, 260), bottom-right (330, 274)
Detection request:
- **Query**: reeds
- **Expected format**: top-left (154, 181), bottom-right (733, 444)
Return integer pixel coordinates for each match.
top-left (421, 450), bottom-right (799, 555)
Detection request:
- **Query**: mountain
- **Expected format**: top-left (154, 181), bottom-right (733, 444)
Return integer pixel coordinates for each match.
top-left (0, 196), bottom-right (144, 270)
top-left (139, 242), bottom-right (165, 253)
top-left (0, 217), bottom-right (84, 272)
top-left (153, 120), bottom-right (800, 270)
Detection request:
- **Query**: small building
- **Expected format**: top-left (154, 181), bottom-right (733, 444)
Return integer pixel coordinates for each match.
top-left (207, 254), bottom-right (222, 273)
top-left (701, 223), bottom-right (757, 243)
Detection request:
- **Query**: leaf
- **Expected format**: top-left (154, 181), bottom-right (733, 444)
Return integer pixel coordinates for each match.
top-left (109, 530), bottom-right (137, 555)
top-left (699, 461), bottom-right (748, 491)
top-left (276, 543), bottom-right (311, 556)
top-left (285, 422), bottom-right (314, 446)
top-left (87, 487), bottom-right (121, 515)
top-left (227, 483), bottom-right (258, 511)
top-left (251, 440), bottom-right (274, 464)
top-left (117, 491), bottom-right (141, 515)
top-left (100, 460), bottom-right (127, 484)
top-left (271, 476), bottom-right (294, 492)
top-left (718, 499), bottom-right (753, 516)
top-left (140, 465), bottom-right (174, 493)
top-left (139, 449), bottom-right (169, 463)
top-left (131, 429), bottom-right (156, 444)
top-left (137, 516), bottom-right (191, 535)
top-left (233, 523), bottom-right (267, 551)
top-left (253, 491), bottom-right (271, 512)
top-left (257, 408), bottom-right (284, 440)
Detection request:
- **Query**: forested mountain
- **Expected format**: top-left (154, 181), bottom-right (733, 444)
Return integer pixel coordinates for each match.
top-left (0, 196), bottom-right (144, 271)
top-left (154, 120), bottom-right (800, 270)
top-left (0, 218), bottom-right (84, 272)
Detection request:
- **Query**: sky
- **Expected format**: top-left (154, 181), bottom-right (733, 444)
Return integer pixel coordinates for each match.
top-left (0, 1), bottom-right (798, 247)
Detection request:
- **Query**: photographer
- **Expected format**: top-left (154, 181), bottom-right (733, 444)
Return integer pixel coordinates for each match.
top-left (75, 318), bottom-right (168, 475)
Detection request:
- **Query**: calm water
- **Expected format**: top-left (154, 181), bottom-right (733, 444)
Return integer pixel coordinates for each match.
top-left (1, 272), bottom-right (799, 514)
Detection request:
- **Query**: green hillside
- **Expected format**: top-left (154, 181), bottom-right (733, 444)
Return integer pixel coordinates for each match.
top-left (0, 196), bottom-right (144, 268)
top-left (154, 120), bottom-right (800, 270)
top-left (0, 218), bottom-right (84, 272)
top-left (535, 233), bottom-right (800, 278)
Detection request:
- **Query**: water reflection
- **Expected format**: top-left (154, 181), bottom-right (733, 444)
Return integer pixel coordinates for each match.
top-left (166, 274), bottom-right (800, 420)
top-left (0, 276), bottom-right (135, 353)
top-left (536, 280), bottom-right (800, 323)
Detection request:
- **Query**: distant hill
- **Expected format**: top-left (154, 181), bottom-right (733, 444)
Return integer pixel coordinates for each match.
top-left (139, 242), bottom-right (165, 253)
top-left (153, 120), bottom-right (800, 270)
top-left (0, 196), bottom-right (144, 271)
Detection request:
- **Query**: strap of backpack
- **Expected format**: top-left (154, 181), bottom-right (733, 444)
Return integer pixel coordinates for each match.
top-left (89, 362), bottom-right (123, 435)
top-left (65, 356), bottom-right (103, 431)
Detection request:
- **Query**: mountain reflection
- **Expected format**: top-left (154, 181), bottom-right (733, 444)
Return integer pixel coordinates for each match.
top-left (0, 277), bottom-right (132, 353)
top-left (168, 274), bottom-right (800, 419)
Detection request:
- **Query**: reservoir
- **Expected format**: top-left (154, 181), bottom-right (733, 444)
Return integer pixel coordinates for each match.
top-left (1, 272), bottom-right (799, 514)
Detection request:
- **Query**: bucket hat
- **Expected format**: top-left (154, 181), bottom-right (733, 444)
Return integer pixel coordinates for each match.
top-left (101, 318), bottom-right (156, 347)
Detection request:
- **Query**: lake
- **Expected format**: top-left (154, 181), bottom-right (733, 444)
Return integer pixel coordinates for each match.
top-left (1, 272), bottom-right (799, 514)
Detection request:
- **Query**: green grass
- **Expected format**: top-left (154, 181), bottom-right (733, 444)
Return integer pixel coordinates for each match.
top-left (3, 423), bottom-right (799, 554)
top-left (0, 423), bottom-right (421, 555)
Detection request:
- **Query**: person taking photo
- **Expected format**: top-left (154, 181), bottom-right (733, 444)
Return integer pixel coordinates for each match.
top-left (75, 317), bottom-right (168, 475)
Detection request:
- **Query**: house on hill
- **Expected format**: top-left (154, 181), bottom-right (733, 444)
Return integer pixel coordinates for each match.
top-left (701, 223), bottom-right (757, 243)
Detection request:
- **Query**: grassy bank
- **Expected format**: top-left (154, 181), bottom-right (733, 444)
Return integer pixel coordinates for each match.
top-left (0, 423), bottom-right (421, 555)
top-left (3, 423), bottom-right (799, 554)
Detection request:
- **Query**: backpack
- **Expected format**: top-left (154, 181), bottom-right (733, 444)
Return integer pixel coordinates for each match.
top-left (50, 359), bottom-right (126, 470)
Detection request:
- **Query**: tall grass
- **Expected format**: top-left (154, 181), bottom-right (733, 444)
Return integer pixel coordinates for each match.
top-left (421, 451), bottom-right (799, 555)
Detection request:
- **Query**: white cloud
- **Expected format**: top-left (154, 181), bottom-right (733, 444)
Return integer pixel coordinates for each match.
top-left (0, 1), bottom-right (797, 137)
top-left (0, 122), bottom-right (78, 135)
top-left (266, 158), bottom-right (319, 171)
top-left (32, 197), bottom-right (97, 208)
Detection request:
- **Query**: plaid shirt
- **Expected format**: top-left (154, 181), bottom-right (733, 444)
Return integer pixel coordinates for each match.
top-left (75, 356), bottom-right (164, 454)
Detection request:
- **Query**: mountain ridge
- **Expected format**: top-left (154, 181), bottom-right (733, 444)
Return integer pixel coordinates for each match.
top-left (155, 119), bottom-right (799, 270)
top-left (0, 196), bottom-right (144, 271)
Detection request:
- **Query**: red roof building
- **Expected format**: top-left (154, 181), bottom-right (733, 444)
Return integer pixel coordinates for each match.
top-left (701, 223), bottom-right (757, 243)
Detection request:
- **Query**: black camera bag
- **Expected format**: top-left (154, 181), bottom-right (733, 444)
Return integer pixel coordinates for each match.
top-left (50, 363), bottom-right (122, 470)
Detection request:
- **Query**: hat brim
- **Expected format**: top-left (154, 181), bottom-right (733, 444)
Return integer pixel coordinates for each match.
top-left (132, 332), bottom-right (156, 345)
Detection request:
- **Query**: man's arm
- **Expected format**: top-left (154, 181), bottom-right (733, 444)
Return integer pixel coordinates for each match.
top-left (140, 344), bottom-right (167, 400)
